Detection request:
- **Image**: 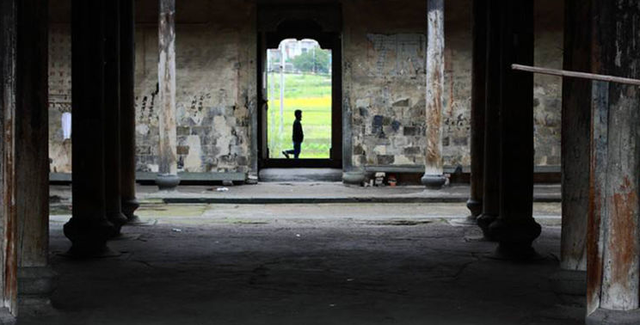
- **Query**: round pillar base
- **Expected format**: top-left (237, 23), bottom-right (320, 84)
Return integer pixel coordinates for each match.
top-left (122, 198), bottom-right (140, 220)
top-left (156, 173), bottom-right (180, 191)
top-left (421, 174), bottom-right (446, 189)
top-left (488, 217), bottom-right (542, 260)
top-left (342, 171), bottom-right (366, 185)
top-left (466, 198), bottom-right (483, 217)
top-left (107, 211), bottom-right (128, 235)
top-left (587, 308), bottom-right (640, 325)
top-left (477, 213), bottom-right (498, 241)
top-left (63, 217), bottom-right (118, 258)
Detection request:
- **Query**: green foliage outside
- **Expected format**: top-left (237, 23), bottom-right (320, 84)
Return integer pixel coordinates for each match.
top-left (267, 73), bottom-right (332, 159)
top-left (289, 49), bottom-right (331, 74)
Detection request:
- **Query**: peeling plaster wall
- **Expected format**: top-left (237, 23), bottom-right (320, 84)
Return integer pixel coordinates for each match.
top-left (47, 0), bottom-right (562, 175)
top-left (343, 0), bottom-right (563, 169)
top-left (134, 1), bottom-right (256, 173)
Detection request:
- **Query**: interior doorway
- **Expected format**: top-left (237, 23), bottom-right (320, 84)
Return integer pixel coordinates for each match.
top-left (266, 39), bottom-right (333, 160)
top-left (257, 10), bottom-right (342, 169)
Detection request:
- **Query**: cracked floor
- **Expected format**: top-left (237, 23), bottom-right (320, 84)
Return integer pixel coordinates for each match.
top-left (21, 202), bottom-right (584, 325)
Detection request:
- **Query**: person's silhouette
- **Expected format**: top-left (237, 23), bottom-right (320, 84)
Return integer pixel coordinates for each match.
top-left (282, 110), bottom-right (303, 159)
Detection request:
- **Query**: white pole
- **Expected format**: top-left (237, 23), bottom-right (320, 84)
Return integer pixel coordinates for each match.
top-left (280, 43), bottom-right (285, 134)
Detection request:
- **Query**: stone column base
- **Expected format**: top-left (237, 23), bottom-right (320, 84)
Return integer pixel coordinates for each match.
top-left (342, 171), bottom-right (365, 186)
top-left (18, 267), bottom-right (57, 317)
top-left (587, 308), bottom-right (640, 325)
top-left (155, 174), bottom-right (180, 191)
top-left (421, 174), bottom-right (446, 189)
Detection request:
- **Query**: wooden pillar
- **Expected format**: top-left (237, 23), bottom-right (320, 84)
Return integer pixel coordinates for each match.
top-left (560, 0), bottom-right (590, 271)
top-left (466, 0), bottom-right (487, 221)
top-left (16, 0), bottom-right (56, 312)
top-left (65, 0), bottom-right (118, 256)
top-left (476, 0), bottom-right (501, 239)
top-left (421, 0), bottom-right (446, 189)
top-left (104, 0), bottom-right (128, 233)
top-left (156, 0), bottom-right (180, 190)
top-left (487, 0), bottom-right (540, 258)
top-left (586, 1), bottom-right (640, 323)
top-left (120, 0), bottom-right (140, 223)
top-left (0, 0), bottom-right (19, 319)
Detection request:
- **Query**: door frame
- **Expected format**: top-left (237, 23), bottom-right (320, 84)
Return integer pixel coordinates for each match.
top-left (256, 5), bottom-right (343, 169)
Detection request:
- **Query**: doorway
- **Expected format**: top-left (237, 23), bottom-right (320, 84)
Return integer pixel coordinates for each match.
top-left (257, 6), bottom-right (342, 169)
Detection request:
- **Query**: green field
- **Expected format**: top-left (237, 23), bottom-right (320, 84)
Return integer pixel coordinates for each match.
top-left (266, 73), bottom-right (332, 159)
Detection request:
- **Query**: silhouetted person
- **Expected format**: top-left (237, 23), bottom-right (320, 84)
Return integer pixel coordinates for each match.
top-left (282, 110), bottom-right (303, 159)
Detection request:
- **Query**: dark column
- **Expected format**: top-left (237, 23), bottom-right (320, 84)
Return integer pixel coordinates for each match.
top-left (476, 0), bottom-right (500, 239)
top-left (487, 0), bottom-right (540, 258)
top-left (0, 0), bottom-right (19, 319)
top-left (586, 1), bottom-right (640, 323)
top-left (465, 0), bottom-right (487, 222)
top-left (120, 0), bottom-right (141, 223)
top-left (104, 0), bottom-right (127, 234)
top-left (64, 0), bottom-right (118, 256)
top-left (16, 0), bottom-right (56, 313)
top-left (560, 0), bottom-right (590, 272)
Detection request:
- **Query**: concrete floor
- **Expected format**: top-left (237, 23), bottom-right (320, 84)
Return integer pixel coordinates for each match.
top-left (19, 201), bottom-right (585, 325)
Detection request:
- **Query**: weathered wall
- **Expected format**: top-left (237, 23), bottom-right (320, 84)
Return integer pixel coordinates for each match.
top-left (134, 1), bottom-right (256, 173)
top-left (47, 0), bottom-right (563, 175)
top-left (343, 0), bottom-right (563, 169)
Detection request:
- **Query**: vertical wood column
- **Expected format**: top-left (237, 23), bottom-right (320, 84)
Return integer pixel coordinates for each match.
top-left (16, 0), bottom-right (56, 312)
top-left (560, 0), bottom-right (590, 271)
top-left (104, 0), bottom-right (128, 233)
top-left (65, 0), bottom-right (118, 256)
top-left (476, 0), bottom-right (501, 239)
top-left (0, 0), bottom-right (19, 318)
top-left (487, 0), bottom-right (540, 258)
top-left (120, 0), bottom-right (141, 223)
top-left (421, 0), bottom-right (446, 189)
top-left (586, 1), bottom-right (640, 323)
top-left (466, 0), bottom-right (487, 221)
top-left (156, 0), bottom-right (180, 190)
top-left (16, 0), bottom-right (49, 269)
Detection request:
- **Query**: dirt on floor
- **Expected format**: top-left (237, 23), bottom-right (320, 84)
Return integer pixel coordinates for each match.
top-left (21, 203), bottom-right (582, 325)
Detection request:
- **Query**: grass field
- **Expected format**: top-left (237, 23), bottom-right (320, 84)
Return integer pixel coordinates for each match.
top-left (266, 73), bottom-right (332, 159)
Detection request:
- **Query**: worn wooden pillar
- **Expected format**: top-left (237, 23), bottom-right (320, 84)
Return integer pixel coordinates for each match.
top-left (64, 0), bottom-right (118, 257)
top-left (560, 0), bottom-right (590, 272)
top-left (586, 1), bottom-right (640, 323)
top-left (466, 0), bottom-right (487, 222)
top-left (421, 0), bottom-right (446, 189)
top-left (0, 0), bottom-right (19, 320)
top-left (156, 0), bottom-right (180, 190)
top-left (120, 0), bottom-right (141, 223)
top-left (15, 0), bottom-right (56, 313)
top-left (104, 0), bottom-right (128, 234)
top-left (487, 0), bottom-right (540, 258)
top-left (476, 0), bottom-right (501, 239)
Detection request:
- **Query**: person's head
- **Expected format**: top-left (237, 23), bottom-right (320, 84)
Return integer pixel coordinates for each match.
top-left (294, 110), bottom-right (302, 120)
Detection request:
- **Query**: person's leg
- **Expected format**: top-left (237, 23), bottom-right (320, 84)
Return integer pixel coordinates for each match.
top-left (293, 142), bottom-right (301, 159)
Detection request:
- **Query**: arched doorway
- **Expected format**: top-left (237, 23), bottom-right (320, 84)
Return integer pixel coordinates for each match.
top-left (257, 5), bottom-right (343, 169)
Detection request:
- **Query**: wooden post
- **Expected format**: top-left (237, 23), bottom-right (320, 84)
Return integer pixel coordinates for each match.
top-left (104, 0), bottom-right (128, 233)
top-left (16, 0), bottom-right (56, 312)
top-left (120, 0), bottom-right (141, 223)
top-left (560, 0), bottom-right (590, 272)
top-left (487, 0), bottom-right (540, 258)
top-left (0, 0), bottom-right (19, 318)
top-left (586, 1), bottom-right (640, 323)
top-left (466, 0), bottom-right (487, 222)
top-left (65, 0), bottom-right (118, 257)
top-left (421, 0), bottom-right (446, 189)
top-left (156, 0), bottom-right (180, 190)
top-left (476, 0), bottom-right (501, 239)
